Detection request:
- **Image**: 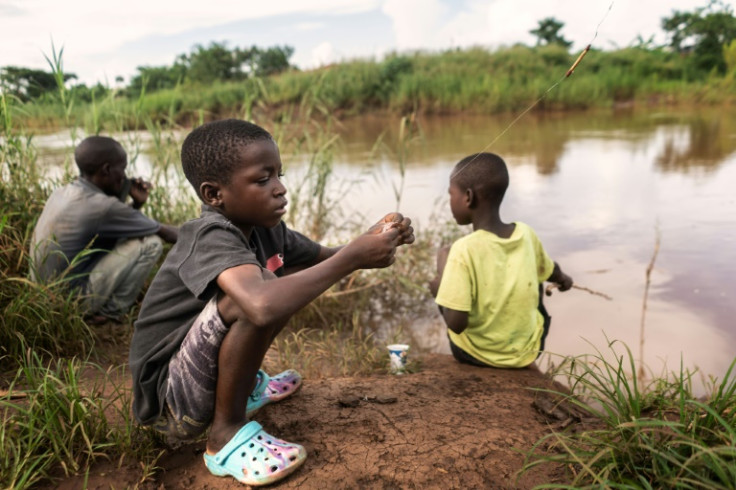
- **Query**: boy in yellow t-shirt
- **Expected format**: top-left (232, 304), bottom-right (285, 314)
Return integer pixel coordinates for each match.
top-left (429, 152), bottom-right (573, 368)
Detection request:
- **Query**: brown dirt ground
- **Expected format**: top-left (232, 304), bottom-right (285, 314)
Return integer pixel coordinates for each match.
top-left (50, 340), bottom-right (580, 490)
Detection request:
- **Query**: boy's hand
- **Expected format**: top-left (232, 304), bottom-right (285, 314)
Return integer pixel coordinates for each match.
top-left (129, 177), bottom-right (153, 209)
top-left (343, 225), bottom-right (402, 270)
top-left (547, 262), bottom-right (573, 293)
top-left (369, 212), bottom-right (415, 246)
top-left (557, 273), bottom-right (573, 292)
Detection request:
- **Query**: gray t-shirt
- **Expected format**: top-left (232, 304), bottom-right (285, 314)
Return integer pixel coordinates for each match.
top-left (30, 178), bottom-right (160, 287)
top-left (129, 205), bottom-right (321, 424)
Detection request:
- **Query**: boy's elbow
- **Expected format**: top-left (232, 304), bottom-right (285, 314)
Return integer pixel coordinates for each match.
top-left (246, 299), bottom-right (283, 328)
top-left (247, 313), bottom-right (282, 330)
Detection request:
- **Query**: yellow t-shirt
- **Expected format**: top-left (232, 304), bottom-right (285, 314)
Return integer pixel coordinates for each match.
top-left (435, 223), bottom-right (555, 368)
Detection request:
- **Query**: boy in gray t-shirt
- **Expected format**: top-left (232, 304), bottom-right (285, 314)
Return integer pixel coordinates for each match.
top-left (129, 119), bottom-right (415, 486)
top-left (31, 136), bottom-right (178, 322)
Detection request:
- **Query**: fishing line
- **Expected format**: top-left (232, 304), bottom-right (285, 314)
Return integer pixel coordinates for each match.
top-left (451, 1), bottom-right (614, 179)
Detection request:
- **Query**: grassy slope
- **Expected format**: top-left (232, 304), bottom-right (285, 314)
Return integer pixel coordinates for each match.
top-left (15, 44), bottom-right (736, 130)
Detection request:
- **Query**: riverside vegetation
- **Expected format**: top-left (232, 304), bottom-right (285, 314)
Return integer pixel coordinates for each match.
top-left (11, 43), bottom-right (736, 131)
top-left (2, 44), bottom-right (736, 489)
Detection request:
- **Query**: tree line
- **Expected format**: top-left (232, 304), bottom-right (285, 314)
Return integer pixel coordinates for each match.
top-left (2, 1), bottom-right (735, 104)
top-left (0, 43), bottom-right (294, 103)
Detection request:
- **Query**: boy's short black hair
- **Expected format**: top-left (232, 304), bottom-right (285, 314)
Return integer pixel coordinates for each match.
top-left (74, 136), bottom-right (126, 176)
top-left (451, 152), bottom-right (509, 204)
top-left (181, 119), bottom-right (273, 198)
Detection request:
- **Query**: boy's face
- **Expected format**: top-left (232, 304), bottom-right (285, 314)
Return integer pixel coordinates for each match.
top-left (448, 181), bottom-right (471, 226)
top-left (218, 139), bottom-right (287, 230)
top-left (100, 156), bottom-right (128, 197)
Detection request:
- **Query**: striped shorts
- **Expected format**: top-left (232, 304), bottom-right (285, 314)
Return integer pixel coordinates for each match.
top-left (154, 296), bottom-right (230, 439)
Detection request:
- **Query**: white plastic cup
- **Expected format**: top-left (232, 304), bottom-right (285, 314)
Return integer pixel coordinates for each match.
top-left (387, 344), bottom-right (409, 374)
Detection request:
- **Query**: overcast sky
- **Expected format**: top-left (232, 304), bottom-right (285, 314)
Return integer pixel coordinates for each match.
top-left (0, 0), bottom-right (709, 86)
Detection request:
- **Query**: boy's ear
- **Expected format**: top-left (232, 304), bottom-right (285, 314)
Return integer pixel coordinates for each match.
top-left (200, 181), bottom-right (223, 207)
top-left (465, 188), bottom-right (476, 208)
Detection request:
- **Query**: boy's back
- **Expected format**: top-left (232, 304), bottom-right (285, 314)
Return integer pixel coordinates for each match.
top-left (435, 222), bottom-right (554, 367)
top-left (430, 152), bottom-right (572, 369)
top-left (31, 179), bottom-right (159, 285)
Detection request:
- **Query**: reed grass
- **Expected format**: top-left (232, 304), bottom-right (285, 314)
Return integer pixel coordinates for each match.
top-left (0, 347), bottom-right (164, 489)
top-left (521, 341), bottom-right (736, 489)
top-left (1, 92), bottom-right (97, 364)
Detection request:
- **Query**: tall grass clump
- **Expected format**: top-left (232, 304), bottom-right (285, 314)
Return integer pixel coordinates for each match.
top-left (282, 121), bottom-right (342, 242)
top-left (522, 341), bottom-right (736, 488)
top-left (267, 317), bottom-right (387, 379)
top-left (0, 347), bottom-right (164, 489)
top-left (1, 93), bottom-right (96, 363)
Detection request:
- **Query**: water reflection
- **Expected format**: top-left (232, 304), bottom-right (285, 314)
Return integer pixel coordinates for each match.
top-left (656, 118), bottom-right (733, 172)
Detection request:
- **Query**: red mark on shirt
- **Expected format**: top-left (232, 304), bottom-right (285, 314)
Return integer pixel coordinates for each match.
top-left (266, 253), bottom-right (284, 272)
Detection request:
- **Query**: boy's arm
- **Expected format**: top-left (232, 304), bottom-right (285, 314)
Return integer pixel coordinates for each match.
top-left (428, 245), bottom-right (469, 333)
top-left (440, 306), bottom-right (468, 334)
top-left (283, 245), bottom-right (341, 275)
top-left (218, 216), bottom-right (412, 327)
top-left (125, 177), bottom-right (179, 244)
top-left (547, 262), bottom-right (573, 291)
top-left (156, 224), bottom-right (179, 244)
top-left (128, 177), bottom-right (152, 209)
top-left (284, 213), bottom-right (413, 274)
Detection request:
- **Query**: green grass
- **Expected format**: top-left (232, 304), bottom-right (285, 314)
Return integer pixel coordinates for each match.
top-left (13, 44), bottom-right (736, 130)
top-left (521, 341), bottom-right (736, 489)
top-left (1, 93), bottom-right (96, 363)
top-left (0, 347), bottom-right (165, 489)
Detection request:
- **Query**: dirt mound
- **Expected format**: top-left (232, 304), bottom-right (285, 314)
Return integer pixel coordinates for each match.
top-left (56, 354), bottom-right (569, 489)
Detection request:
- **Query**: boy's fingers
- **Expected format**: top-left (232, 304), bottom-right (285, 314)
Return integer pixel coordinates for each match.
top-left (385, 227), bottom-right (401, 243)
top-left (132, 177), bottom-right (153, 190)
top-left (383, 212), bottom-right (404, 224)
top-left (379, 222), bottom-right (402, 234)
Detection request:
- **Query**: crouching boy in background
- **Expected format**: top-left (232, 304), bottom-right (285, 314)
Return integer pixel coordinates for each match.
top-left (31, 136), bottom-right (178, 323)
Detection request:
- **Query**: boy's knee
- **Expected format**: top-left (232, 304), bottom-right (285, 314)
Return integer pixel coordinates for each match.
top-left (140, 234), bottom-right (163, 260)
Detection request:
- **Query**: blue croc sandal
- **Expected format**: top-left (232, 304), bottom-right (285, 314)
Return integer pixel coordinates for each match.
top-left (246, 369), bottom-right (303, 418)
top-left (203, 421), bottom-right (306, 486)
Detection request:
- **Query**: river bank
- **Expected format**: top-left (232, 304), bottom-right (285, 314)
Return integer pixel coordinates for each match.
top-left (54, 351), bottom-right (574, 489)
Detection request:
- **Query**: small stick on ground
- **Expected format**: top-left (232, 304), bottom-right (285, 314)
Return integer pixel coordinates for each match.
top-left (0, 389), bottom-right (28, 399)
top-left (639, 230), bottom-right (661, 380)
